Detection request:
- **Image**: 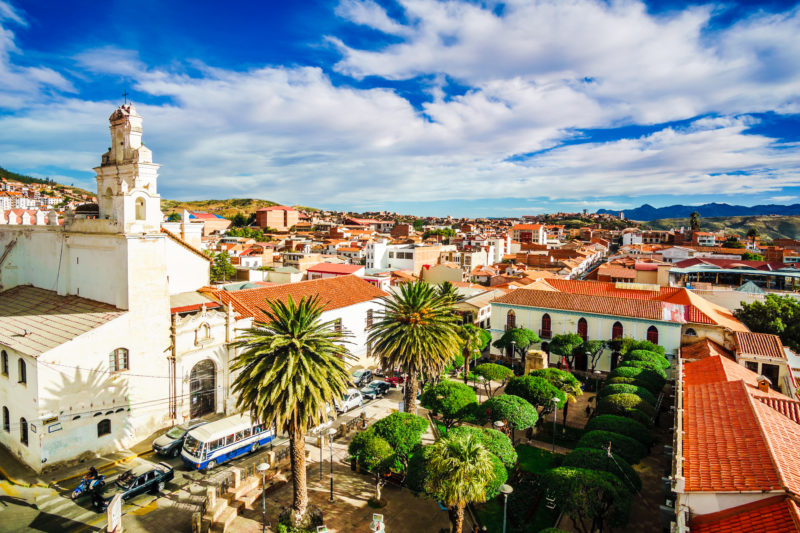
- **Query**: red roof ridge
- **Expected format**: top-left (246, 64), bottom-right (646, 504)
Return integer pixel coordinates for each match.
top-left (743, 384), bottom-right (794, 496)
top-left (689, 494), bottom-right (800, 532)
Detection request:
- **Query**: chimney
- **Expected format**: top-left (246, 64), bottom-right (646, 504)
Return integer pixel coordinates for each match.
top-left (757, 375), bottom-right (771, 393)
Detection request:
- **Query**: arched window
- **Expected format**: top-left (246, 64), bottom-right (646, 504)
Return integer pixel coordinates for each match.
top-left (612, 321), bottom-right (623, 340)
top-left (109, 348), bottom-right (129, 372)
top-left (195, 324), bottom-right (212, 345)
top-left (577, 318), bottom-right (588, 341)
top-left (685, 328), bottom-right (697, 336)
top-left (17, 358), bottom-right (26, 384)
top-left (2, 406), bottom-right (8, 432)
top-left (135, 197), bottom-right (146, 221)
top-left (506, 310), bottom-right (516, 330)
top-left (20, 417), bottom-right (28, 446)
top-left (541, 314), bottom-right (551, 339)
top-left (647, 326), bottom-right (659, 345)
top-left (97, 419), bottom-right (111, 437)
top-left (366, 309), bottom-right (373, 329)
top-left (1, 350), bottom-right (7, 376)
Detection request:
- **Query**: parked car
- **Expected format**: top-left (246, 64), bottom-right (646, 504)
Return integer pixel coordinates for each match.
top-left (152, 419), bottom-right (208, 457)
top-left (384, 374), bottom-right (405, 388)
top-left (91, 463), bottom-right (174, 510)
top-left (360, 380), bottom-right (391, 400)
top-left (335, 389), bottom-right (364, 414)
top-left (352, 369), bottom-right (373, 387)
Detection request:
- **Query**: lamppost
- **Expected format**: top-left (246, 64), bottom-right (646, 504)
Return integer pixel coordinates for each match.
top-left (256, 462), bottom-right (270, 533)
top-left (327, 427), bottom-right (336, 502)
top-left (593, 369), bottom-right (602, 394)
top-left (493, 420), bottom-right (505, 436)
top-left (499, 484), bottom-right (513, 533)
top-left (551, 397), bottom-right (560, 452)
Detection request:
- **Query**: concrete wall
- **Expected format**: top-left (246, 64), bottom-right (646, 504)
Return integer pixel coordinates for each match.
top-left (165, 237), bottom-right (210, 295)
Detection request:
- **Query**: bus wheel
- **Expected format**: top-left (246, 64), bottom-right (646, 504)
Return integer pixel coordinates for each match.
top-left (206, 460), bottom-right (216, 471)
top-left (251, 443), bottom-right (260, 454)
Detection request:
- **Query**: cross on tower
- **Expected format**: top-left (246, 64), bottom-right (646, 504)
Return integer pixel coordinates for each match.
top-left (123, 89), bottom-right (128, 105)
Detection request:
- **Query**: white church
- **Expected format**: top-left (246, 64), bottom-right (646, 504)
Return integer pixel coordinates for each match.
top-left (0, 103), bottom-right (237, 472)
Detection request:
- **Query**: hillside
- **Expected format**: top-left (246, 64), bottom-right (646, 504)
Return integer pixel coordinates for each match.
top-left (646, 215), bottom-right (800, 240)
top-left (160, 198), bottom-right (280, 219)
top-left (0, 165), bottom-right (94, 200)
top-left (598, 202), bottom-right (800, 221)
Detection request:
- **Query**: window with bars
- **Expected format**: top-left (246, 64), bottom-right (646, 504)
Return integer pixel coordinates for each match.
top-left (334, 319), bottom-right (342, 334)
top-left (109, 348), bottom-right (129, 372)
top-left (366, 309), bottom-right (373, 329)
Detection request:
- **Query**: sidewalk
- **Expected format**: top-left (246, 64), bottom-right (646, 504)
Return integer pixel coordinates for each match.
top-left (0, 429), bottom-right (157, 488)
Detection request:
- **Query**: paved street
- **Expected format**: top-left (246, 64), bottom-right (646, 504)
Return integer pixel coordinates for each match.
top-left (0, 389), bottom-right (403, 533)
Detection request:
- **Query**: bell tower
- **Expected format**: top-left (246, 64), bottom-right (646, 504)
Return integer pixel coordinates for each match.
top-left (94, 102), bottom-right (162, 233)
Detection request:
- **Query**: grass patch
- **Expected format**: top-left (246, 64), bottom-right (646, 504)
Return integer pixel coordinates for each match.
top-left (533, 423), bottom-right (587, 450)
top-left (475, 495), bottom-right (558, 533)
top-left (516, 446), bottom-right (559, 474)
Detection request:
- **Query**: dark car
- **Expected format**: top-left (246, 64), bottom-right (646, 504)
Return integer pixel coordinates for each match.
top-left (352, 369), bottom-right (373, 387)
top-left (360, 380), bottom-right (391, 400)
top-left (91, 463), bottom-right (174, 510)
top-left (152, 420), bottom-right (207, 457)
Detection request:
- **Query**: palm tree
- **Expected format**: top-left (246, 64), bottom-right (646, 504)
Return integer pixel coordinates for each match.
top-left (231, 296), bottom-right (352, 525)
top-left (437, 281), bottom-right (461, 304)
top-left (425, 433), bottom-right (496, 533)
top-left (690, 211), bottom-right (700, 232)
top-left (459, 324), bottom-right (485, 384)
top-left (368, 281), bottom-right (461, 414)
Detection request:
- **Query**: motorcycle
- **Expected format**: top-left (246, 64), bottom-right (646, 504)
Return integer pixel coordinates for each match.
top-left (71, 473), bottom-right (106, 500)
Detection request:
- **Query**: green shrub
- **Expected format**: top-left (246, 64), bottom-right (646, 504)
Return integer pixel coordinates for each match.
top-left (585, 415), bottom-right (652, 446)
top-left (474, 363), bottom-right (515, 382)
top-left (597, 384), bottom-right (657, 406)
top-left (606, 376), bottom-right (638, 386)
top-left (505, 375), bottom-right (567, 409)
top-left (561, 447), bottom-right (642, 492)
top-left (618, 360), bottom-right (667, 378)
top-left (485, 453), bottom-right (509, 499)
top-left (576, 430), bottom-right (648, 464)
top-left (448, 426), bottom-right (518, 468)
top-left (475, 394), bottom-right (539, 430)
top-left (598, 394), bottom-right (654, 426)
top-left (627, 350), bottom-right (670, 369)
top-left (608, 367), bottom-right (665, 394)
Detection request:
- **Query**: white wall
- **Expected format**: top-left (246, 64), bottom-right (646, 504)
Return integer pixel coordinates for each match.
top-left (164, 237), bottom-right (210, 295)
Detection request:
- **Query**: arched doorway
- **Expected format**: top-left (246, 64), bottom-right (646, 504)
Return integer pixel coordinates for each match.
top-left (190, 360), bottom-right (216, 419)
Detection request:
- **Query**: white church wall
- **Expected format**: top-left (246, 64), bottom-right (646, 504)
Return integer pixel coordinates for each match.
top-left (165, 237), bottom-right (210, 295)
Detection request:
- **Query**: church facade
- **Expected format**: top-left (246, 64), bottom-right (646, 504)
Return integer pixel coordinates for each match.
top-left (0, 104), bottom-right (225, 472)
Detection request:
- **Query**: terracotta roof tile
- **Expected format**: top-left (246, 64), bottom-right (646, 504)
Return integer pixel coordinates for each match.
top-left (205, 275), bottom-right (386, 323)
top-left (735, 332), bottom-right (786, 360)
top-left (681, 338), bottom-right (735, 361)
top-left (690, 495), bottom-right (800, 532)
top-left (306, 263), bottom-right (364, 274)
top-left (682, 355), bottom-right (784, 397)
top-left (755, 396), bottom-right (800, 425)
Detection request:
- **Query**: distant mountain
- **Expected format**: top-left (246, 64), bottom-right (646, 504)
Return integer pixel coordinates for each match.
top-left (647, 215), bottom-right (800, 241)
top-left (597, 203), bottom-right (800, 221)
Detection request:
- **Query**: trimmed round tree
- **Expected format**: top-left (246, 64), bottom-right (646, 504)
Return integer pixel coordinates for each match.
top-left (476, 394), bottom-right (539, 440)
top-left (627, 349), bottom-right (670, 369)
top-left (473, 363), bottom-right (515, 397)
top-left (618, 360), bottom-right (667, 379)
top-left (505, 375), bottom-right (567, 415)
top-left (371, 412), bottom-right (429, 471)
top-left (597, 384), bottom-right (658, 406)
top-left (347, 429), bottom-right (394, 501)
top-left (448, 425), bottom-right (517, 468)
top-left (576, 430), bottom-right (648, 464)
top-left (420, 380), bottom-right (477, 429)
top-left (608, 367), bottom-right (665, 394)
top-left (529, 368), bottom-right (583, 429)
top-left (540, 467), bottom-right (632, 533)
top-left (561, 447), bottom-right (642, 492)
top-left (405, 445), bottom-right (432, 493)
top-left (598, 394), bottom-right (655, 426)
top-left (585, 415), bottom-right (652, 446)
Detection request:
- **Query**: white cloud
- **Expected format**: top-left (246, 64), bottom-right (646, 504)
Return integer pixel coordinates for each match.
top-left (767, 196), bottom-right (798, 203)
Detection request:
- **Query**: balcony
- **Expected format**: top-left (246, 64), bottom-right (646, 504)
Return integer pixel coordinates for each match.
top-left (539, 329), bottom-right (552, 339)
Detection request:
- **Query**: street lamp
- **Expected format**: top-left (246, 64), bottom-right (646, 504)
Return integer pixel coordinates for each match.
top-left (493, 420), bottom-right (505, 434)
top-left (327, 427), bottom-right (337, 502)
top-left (499, 484), bottom-right (513, 533)
top-left (593, 370), bottom-right (602, 394)
top-left (551, 397), bottom-right (561, 452)
top-left (510, 340), bottom-right (516, 363)
top-left (256, 462), bottom-right (271, 533)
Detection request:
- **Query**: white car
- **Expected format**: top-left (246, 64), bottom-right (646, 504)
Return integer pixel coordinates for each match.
top-left (335, 389), bottom-right (364, 414)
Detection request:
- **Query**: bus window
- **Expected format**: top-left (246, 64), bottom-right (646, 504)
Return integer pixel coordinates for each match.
top-left (184, 435), bottom-right (202, 456)
top-left (253, 425), bottom-right (262, 435)
top-left (235, 430), bottom-right (245, 441)
top-left (225, 434), bottom-right (235, 446)
top-left (243, 428), bottom-right (251, 439)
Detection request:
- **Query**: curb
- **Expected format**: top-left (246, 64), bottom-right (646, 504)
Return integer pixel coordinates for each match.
top-left (0, 448), bottom-right (154, 488)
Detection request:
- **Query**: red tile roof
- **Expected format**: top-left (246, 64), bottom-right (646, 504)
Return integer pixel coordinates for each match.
top-left (306, 263), bottom-right (364, 275)
top-left (689, 495), bottom-right (800, 533)
top-left (682, 355), bottom-right (783, 397)
top-left (735, 331), bottom-right (786, 360)
top-left (511, 224), bottom-right (543, 231)
top-left (680, 338), bottom-right (735, 361)
top-left (204, 275), bottom-right (386, 323)
top-left (492, 289), bottom-right (671, 322)
top-left (755, 396), bottom-right (800, 425)
top-left (683, 379), bottom-right (783, 492)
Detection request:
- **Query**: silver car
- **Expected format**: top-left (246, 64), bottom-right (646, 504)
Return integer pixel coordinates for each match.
top-left (152, 420), bottom-right (207, 457)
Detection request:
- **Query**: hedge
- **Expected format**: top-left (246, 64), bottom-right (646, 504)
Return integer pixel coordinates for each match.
top-left (576, 430), bottom-right (648, 464)
top-left (598, 394), bottom-right (655, 426)
top-left (627, 350), bottom-right (670, 369)
top-left (597, 384), bottom-right (657, 406)
top-left (608, 367), bottom-right (665, 394)
top-left (618, 360), bottom-right (668, 379)
top-left (585, 415), bottom-right (652, 446)
top-left (561, 447), bottom-right (642, 492)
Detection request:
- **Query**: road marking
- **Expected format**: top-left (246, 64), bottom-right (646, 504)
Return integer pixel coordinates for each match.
top-left (0, 480), bottom-right (20, 497)
top-left (129, 499), bottom-right (158, 515)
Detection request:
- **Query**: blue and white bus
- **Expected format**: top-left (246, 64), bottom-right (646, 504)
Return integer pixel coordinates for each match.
top-left (181, 414), bottom-right (274, 471)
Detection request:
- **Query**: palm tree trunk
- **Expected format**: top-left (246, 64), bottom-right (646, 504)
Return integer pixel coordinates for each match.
top-left (404, 374), bottom-right (418, 414)
top-left (288, 424), bottom-right (308, 524)
top-left (448, 504), bottom-right (465, 533)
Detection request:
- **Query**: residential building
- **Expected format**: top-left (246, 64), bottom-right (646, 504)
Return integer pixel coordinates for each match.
top-left (306, 263), bottom-right (365, 280)
top-left (255, 206), bottom-right (299, 232)
top-left (510, 224), bottom-right (545, 244)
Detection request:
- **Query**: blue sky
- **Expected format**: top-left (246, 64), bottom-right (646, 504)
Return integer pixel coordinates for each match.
top-left (1, 0), bottom-right (800, 217)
